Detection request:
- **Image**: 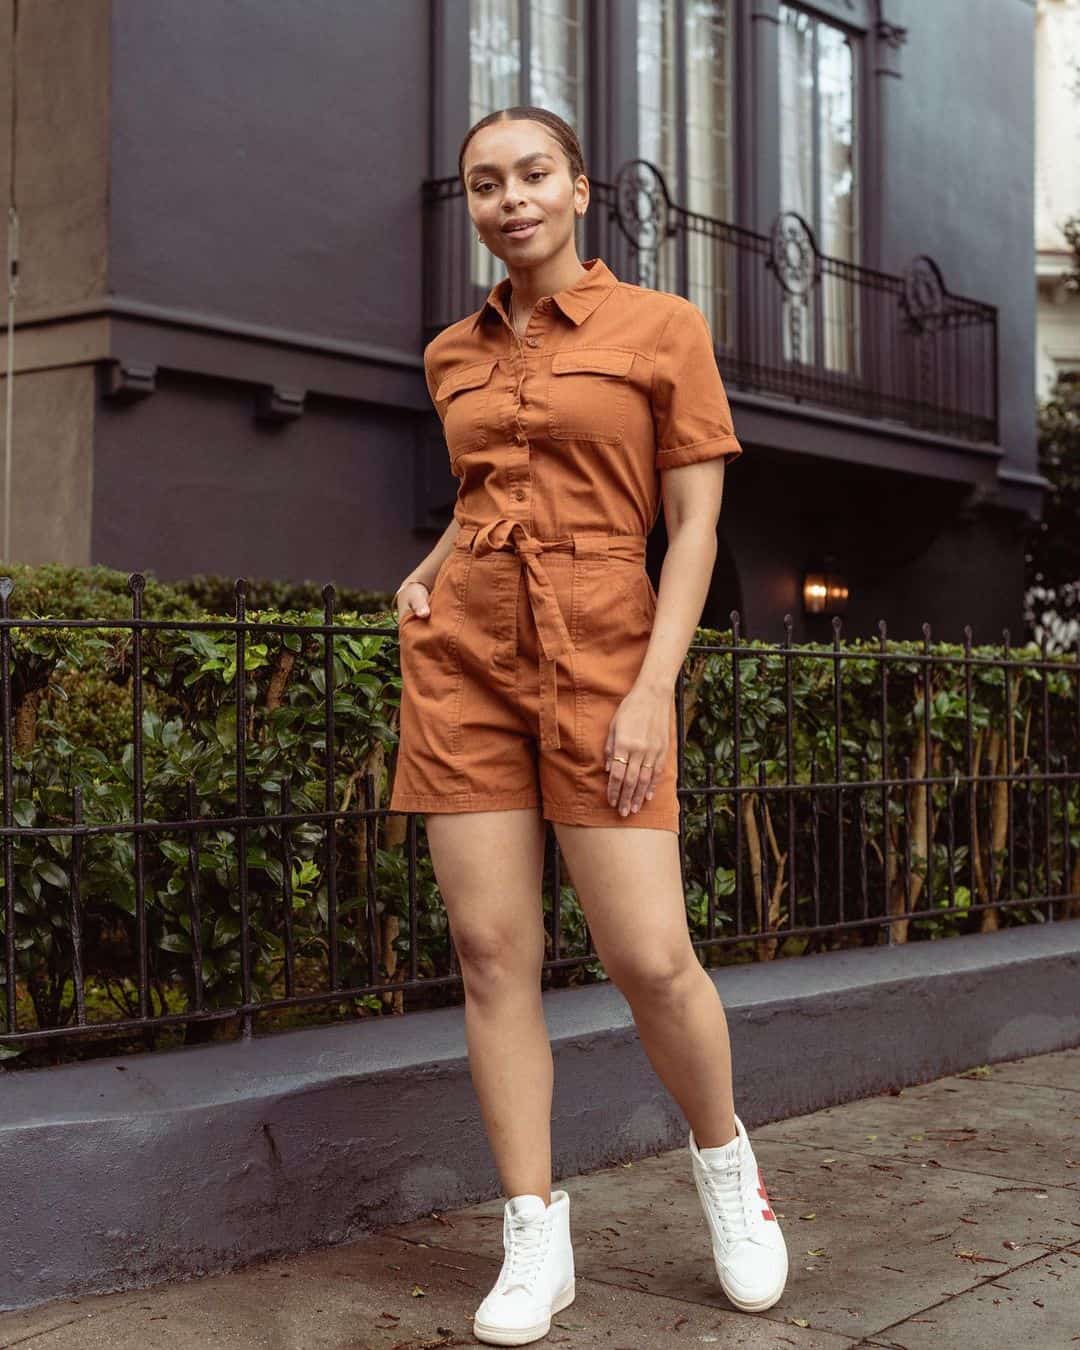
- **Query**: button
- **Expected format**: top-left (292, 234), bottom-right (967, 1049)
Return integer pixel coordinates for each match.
top-left (512, 488), bottom-right (526, 501)
top-left (526, 337), bottom-right (540, 348)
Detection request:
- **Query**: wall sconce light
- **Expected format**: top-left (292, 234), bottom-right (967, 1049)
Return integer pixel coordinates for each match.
top-left (803, 555), bottom-right (849, 616)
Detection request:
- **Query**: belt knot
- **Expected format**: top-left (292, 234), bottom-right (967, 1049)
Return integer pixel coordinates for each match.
top-left (469, 517), bottom-right (570, 750)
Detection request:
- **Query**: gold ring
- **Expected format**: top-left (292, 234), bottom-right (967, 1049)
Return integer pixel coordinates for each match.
top-left (612, 754), bottom-right (628, 763)
top-left (642, 762), bottom-right (653, 769)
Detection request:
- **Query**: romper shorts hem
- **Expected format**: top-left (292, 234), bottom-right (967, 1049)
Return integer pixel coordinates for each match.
top-left (388, 789), bottom-right (541, 814)
top-left (541, 803), bottom-right (680, 834)
top-left (388, 792), bottom-right (680, 835)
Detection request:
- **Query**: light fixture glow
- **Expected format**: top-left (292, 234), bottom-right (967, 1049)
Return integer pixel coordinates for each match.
top-left (802, 558), bottom-right (849, 616)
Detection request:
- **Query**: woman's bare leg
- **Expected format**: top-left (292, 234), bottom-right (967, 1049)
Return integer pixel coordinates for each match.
top-left (550, 823), bottom-right (737, 1148)
top-left (424, 806), bottom-right (553, 1202)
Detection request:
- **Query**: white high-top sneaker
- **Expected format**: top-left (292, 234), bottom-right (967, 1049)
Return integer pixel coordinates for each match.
top-left (471, 1189), bottom-right (576, 1346)
top-left (689, 1114), bottom-right (788, 1312)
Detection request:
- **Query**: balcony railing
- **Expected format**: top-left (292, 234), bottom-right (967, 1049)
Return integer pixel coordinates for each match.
top-left (422, 159), bottom-right (999, 446)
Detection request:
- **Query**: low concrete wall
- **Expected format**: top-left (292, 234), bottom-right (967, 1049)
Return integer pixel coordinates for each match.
top-left (3, 921), bottom-right (1078, 1312)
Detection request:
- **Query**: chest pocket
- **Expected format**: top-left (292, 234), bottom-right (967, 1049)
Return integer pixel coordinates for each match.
top-left (548, 348), bottom-right (635, 444)
top-left (434, 358), bottom-right (500, 460)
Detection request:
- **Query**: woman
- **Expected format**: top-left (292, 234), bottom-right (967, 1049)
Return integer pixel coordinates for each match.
top-left (389, 106), bottom-right (788, 1346)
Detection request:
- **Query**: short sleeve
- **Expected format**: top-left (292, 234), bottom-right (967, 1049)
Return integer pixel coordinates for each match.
top-left (423, 344), bottom-right (443, 423)
top-left (651, 303), bottom-right (743, 470)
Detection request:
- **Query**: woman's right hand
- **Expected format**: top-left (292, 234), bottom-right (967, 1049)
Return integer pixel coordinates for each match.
top-left (396, 579), bottom-right (431, 624)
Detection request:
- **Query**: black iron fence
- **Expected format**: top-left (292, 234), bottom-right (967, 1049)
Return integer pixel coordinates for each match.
top-left (1, 575), bottom-right (1076, 1062)
top-left (423, 159), bottom-right (999, 445)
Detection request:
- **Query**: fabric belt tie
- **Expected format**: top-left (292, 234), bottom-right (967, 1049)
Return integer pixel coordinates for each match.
top-left (469, 518), bottom-right (575, 751)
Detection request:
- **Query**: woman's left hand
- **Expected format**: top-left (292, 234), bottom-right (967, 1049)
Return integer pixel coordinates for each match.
top-left (604, 684), bottom-right (670, 816)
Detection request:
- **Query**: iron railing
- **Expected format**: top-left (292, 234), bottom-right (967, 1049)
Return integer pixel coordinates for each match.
top-left (422, 159), bottom-right (999, 445)
top-left (0, 576), bottom-right (1076, 1058)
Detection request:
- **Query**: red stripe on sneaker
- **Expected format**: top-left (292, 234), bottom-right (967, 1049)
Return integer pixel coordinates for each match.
top-left (757, 1167), bottom-right (776, 1221)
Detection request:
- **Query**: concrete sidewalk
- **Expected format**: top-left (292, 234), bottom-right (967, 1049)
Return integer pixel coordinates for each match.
top-left (2, 1047), bottom-right (1077, 1350)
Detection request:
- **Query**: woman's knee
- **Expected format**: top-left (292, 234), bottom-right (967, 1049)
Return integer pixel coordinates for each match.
top-left (452, 925), bottom-right (545, 992)
top-left (606, 945), bottom-right (701, 1004)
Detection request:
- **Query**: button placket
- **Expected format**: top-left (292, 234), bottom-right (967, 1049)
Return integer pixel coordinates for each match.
top-left (510, 315), bottom-right (538, 514)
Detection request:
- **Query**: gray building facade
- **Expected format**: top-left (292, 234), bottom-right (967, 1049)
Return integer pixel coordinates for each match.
top-left (4, 0), bottom-right (1042, 642)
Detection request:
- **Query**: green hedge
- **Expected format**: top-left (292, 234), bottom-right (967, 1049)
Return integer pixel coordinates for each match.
top-left (0, 561), bottom-right (1076, 1067)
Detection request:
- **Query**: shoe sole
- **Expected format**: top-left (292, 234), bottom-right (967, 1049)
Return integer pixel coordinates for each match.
top-left (472, 1278), bottom-right (576, 1346)
top-left (721, 1282), bottom-right (785, 1313)
top-left (718, 1258), bottom-right (788, 1313)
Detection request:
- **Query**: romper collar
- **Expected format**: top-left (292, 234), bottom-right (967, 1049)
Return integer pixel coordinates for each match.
top-left (469, 256), bottom-right (619, 333)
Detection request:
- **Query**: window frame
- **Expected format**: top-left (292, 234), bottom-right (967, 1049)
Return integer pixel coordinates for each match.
top-left (777, 0), bottom-right (864, 266)
top-left (636, 0), bottom-right (739, 232)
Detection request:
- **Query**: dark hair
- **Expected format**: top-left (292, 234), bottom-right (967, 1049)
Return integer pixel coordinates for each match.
top-left (458, 106), bottom-right (587, 193)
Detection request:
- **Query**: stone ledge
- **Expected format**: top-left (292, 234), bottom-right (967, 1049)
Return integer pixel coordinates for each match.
top-left (2, 921), bottom-right (1077, 1312)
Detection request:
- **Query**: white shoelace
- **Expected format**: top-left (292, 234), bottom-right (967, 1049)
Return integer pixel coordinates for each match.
top-left (500, 1215), bottom-right (549, 1293)
top-left (701, 1157), bottom-right (760, 1245)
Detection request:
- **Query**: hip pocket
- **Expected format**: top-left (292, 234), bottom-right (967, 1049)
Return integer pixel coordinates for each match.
top-left (570, 558), bottom-right (653, 653)
top-left (399, 549), bottom-right (471, 755)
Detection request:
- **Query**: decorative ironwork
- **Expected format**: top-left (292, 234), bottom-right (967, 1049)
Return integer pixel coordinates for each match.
top-left (901, 254), bottom-right (947, 333)
top-left (611, 158), bottom-right (673, 254)
top-left (768, 211), bottom-right (820, 298)
top-left (421, 168), bottom-right (999, 445)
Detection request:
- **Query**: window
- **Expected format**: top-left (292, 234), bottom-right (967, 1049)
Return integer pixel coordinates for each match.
top-left (638, 0), bottom-right (735, 341)
top-left (779, 3), bottom-right (859, 372)
top-left (468, 0), bottom-right (588, 290)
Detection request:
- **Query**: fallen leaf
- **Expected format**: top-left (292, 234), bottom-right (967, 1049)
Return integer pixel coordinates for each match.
top-left (411, 1283), bottom-right (427, 1297)
top-left (789, 1317), bottom-right (810, 1327)
top-left (799, 1212), bottom-right (817, 1220)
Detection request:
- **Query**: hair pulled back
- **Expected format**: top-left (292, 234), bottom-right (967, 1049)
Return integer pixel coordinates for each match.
top-left (457, 106), bottom-right (587, 192)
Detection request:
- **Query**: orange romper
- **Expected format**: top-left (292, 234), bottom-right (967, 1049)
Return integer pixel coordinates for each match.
top-left (388, 256), bottom-right (743, 833)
